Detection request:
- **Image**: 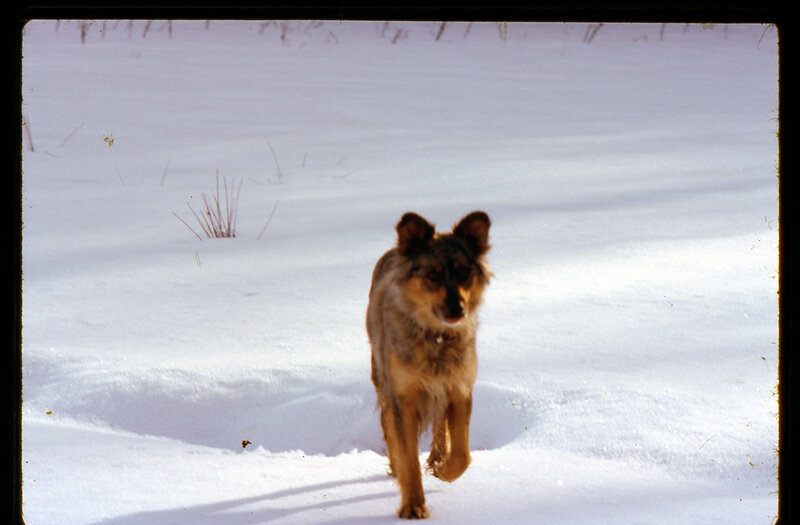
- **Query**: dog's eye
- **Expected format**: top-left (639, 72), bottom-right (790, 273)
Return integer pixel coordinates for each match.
top-left (427, 269), bottom-right (443, 282)
top-left (453, 262), bottom-right (471, 282)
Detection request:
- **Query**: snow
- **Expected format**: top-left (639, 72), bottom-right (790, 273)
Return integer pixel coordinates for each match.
top-left (20, 20), bottom-right (779, 524)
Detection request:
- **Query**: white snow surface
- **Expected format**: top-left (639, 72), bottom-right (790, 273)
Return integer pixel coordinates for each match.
top-left (21, 20), bottom-right (779, 524)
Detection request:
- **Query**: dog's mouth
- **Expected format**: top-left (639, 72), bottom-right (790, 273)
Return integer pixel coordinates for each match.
top-left (443, 315), bottom-right (463, 326)
top-left (440, 294), bottom-right (466, 326)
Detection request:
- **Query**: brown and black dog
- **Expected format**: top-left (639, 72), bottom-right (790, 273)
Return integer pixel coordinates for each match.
top-left (367, 211), bottom-right (491, 519)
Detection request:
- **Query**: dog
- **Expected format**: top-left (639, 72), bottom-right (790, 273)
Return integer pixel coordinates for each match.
top-left (367, 211), bottom-right (491, 519)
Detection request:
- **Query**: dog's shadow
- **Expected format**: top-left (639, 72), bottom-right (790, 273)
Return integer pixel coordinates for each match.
top-left (89, 474), bottom-right (400, 525)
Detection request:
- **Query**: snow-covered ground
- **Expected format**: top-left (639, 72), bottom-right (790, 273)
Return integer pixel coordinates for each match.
top-left (20, 20), bottom-right (779, 524)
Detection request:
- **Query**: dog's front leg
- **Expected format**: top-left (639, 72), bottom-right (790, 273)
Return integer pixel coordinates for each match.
top-left (390, 393), bottom-right (428, 519)
top-left (432, 392), bottom-right (472, 482)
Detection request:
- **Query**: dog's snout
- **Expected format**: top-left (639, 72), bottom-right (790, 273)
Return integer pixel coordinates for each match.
top-left (445, 289), bottom-right (465, 319)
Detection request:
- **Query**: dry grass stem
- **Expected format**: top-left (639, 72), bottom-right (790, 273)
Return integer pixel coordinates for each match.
top-left (266, 138), bottom-right (283, 184)
top-left (22, 113), bottom-right (34, 152)
top-left (174, 170), bottom-right (242, 239)
top-left (257, 200), bottom-right (280, 240)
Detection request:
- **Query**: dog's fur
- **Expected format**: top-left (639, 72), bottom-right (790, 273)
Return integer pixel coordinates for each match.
top-left (367, 211), bottom-right (491, 519)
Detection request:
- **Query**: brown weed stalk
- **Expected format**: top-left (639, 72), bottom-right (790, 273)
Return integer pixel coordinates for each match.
top-left (174, 170), bottom-right (242, 239)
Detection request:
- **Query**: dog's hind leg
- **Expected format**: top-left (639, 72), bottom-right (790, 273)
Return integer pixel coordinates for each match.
top-left (426, 413), bottom-right (448, 470)
top-left (379, 403), bottom-right (398, 477)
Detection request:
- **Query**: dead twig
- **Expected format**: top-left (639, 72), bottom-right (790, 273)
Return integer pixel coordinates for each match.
top-left (257, 200), bottom-right (280, 240)
top-left (266, 139), bottom-right (283, 184)
top-left (174, 170), bottom-right (242, 239)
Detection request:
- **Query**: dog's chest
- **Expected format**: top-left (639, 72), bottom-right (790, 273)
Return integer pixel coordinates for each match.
top-left (416, 335), bottom-right (467, 376)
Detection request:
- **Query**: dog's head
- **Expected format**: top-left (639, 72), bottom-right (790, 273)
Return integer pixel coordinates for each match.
top-left (395, 211), bottom-right (491, 328)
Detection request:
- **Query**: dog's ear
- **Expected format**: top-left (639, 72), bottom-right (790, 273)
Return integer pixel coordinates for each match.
top-left (453, 211), bottom-right (491, 255)
top-left (396, 212), bottom-right (434, 255)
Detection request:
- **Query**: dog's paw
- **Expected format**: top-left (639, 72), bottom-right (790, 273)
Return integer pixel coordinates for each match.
top-left (431, 454), bottom-right (470, 482)
top-left (397, 503), bottom-right (429, 519)
top-left (425, 455), bottom-right (443, 473)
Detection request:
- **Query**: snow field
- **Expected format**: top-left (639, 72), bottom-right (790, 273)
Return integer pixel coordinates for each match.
top-left (21, 20), bottom-right (779, 524)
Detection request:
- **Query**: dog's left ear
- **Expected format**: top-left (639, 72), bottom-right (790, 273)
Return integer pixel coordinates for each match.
top-left (453, 211), bottom-right (491, 255)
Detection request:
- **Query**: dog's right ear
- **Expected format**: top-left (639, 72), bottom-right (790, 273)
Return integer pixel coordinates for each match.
top-left (396, 212), bottom-right (434, 256)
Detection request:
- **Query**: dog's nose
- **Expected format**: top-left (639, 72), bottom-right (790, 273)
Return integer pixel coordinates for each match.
top-left (447, 307), bottom-right (464, 319)
top-left (445, 293), bottom-right (464, 320)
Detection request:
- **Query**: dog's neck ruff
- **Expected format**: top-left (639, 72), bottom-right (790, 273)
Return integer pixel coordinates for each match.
top-left (423, 326), bottom-right (460, 345)
top-left (398, 308), bottom-right (460, 344)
